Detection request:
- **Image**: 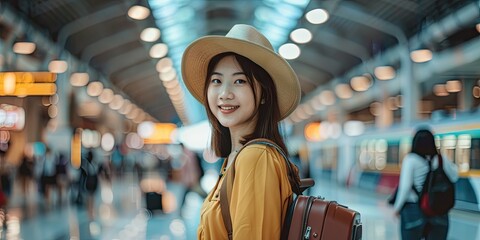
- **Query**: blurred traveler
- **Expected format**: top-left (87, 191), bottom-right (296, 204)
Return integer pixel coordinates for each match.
top-left (393, 128), bottom-right (459, 240)
top-left (81, 149), bottom-right (99, 220)
top-left (55, 152), bottom-right (69, 204)
top-left (177, 144), bottom-right (207, 211)
top-left (181, 24), bottom-right (301, 239)
top-left (37, 147), bottom-right (58, 206)
top-left (0, 146), bottom-right (10, 211)
top-left (81, 149), bottom-right (109, 220)
top-left (18, 147), bottom-right (35, 200)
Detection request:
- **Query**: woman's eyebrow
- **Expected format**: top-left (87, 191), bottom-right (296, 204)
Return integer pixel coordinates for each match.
top-left (211, 71), bottom-right (246, 76)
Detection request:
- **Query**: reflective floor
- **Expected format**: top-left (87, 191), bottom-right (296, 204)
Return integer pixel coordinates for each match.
top-left (2, 172), bottom-right (479, 240)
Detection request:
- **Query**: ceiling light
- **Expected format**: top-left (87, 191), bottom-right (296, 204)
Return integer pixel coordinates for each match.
top-left (374, 66), bottom-right (396, 80)
top-left (70, 72), bottom-right (89, 87)
top-left (48, 60), bottom-right (68, 73)
top-left (445, 80), bottom-right (462, 92)
top-left (3, 73), bottom-right (16, 95)
top-left (149, 43), bottom-right (168, 58)
top-left (473, 86), bottom-right (480, 98)
top-left (13, 42), bottom-right (36, 54)
top-left (87, 81), bottom-right (103, 97)
top-left (119, 100), bottom-right (132, 115)
top-left (306, 9), bottom-right (329, 24)
top-left (350, 75), bottom-right (372, 92)
top-left (140, 27), bottom-right (161, 42)
top-left (128, 5), bottom-right (150, 20)
top-left (319, 90), bottom-right (335, 106)
top-left (433, 84), bottom-right (449, 96)
top-left (48, 105), bottom-right (58, 118)
top-left (162, 78), bottom-right (179, 89)
top-left (159, 68), bottom-right (176, 82)
top-left (109, 94), bottom-right (124, 110)
top-left (98, 88), bottom-right (114, 104)
top-left (290, 28), bottom-right (312, 44)
top-left (335, 84), bottom-right (353, 99)
top-left (279, 43), bottom-right (300, 60)
top-left (156, 57), bottom-right (173, 73)
top-left (49, 94), bottom-right (59, 104)
top-left (410, 49), bottom-right (433, 63)
top-left (369, 102), bottom-right (381, 116)
top-left (387, 97), bottom-right (398, 110)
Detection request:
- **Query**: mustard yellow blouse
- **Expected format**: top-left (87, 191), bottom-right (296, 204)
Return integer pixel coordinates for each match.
top-left (197, 143), bottom-right (293, 240)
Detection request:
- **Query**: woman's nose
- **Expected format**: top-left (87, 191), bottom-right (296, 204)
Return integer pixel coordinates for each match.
top-left (219, 84), bottom-right (234, 100)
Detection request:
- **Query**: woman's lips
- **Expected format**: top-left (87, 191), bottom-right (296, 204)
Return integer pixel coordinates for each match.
top-left (218, 105), bottom-right (239, 114)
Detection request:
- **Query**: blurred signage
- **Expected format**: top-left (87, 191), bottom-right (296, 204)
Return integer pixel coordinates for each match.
top-left (0, 72), bottom-right (57, 96)
top-left (0, 104), bottom-right (25, 130)
top-left (143, 123), bottom-right (177, 144)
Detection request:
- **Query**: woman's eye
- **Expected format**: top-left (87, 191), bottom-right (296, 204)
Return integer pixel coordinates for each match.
top-left (235, 79), bottom-right (247, 84)
top-left (211, 79), bottom-right (221, 84)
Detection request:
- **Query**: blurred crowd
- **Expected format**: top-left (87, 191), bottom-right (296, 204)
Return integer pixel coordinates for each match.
top-left (0, 139), bottom-right (216, 224)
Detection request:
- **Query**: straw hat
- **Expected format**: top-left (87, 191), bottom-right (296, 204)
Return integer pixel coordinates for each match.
top-left (181, 24), bottom-right (301, 120)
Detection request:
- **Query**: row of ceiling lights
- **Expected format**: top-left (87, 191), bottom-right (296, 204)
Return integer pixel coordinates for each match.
top-left (9, 45), bottom-right (153, 126)
top-left (8, 3), bottom-right (187, 126)
top-left (288, 78), bottom-right (480, 123)
top-left (283, 7), bottom-right (480, 124)
top-left (127, 2), bottom-right (188, 124)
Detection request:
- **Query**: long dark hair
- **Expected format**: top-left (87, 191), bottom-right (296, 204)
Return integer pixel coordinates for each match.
top-left (411, 128), bottom-right (439, 159)
top-left (203, 52), bottom-right (288, 158)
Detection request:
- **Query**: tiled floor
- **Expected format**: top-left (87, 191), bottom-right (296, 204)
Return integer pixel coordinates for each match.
top-left (2, 172), bottom-right (479, 240)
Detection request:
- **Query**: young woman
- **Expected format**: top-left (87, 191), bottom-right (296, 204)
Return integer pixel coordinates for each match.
top-left (393, 128), bottom-right (459, 240)
top-left (181, 24), bottom-right (301, 239)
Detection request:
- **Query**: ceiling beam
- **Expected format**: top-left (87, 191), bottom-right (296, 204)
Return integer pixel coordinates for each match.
top-left (102, 48), bottom-right (150, 74)
top-left (57, 3), bottom-right (126, 48)
top-left (81, 28), bottom-right (139, 62)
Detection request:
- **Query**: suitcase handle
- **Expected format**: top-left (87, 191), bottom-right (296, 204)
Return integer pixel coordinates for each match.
top-left (300, 178), bottom-right (315, 193)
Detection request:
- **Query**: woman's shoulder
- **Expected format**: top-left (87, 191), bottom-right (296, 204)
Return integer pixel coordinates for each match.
top-left (403, 153), bottom-right (425, 165)
top-left (235, 142), bottom-right (282, 165)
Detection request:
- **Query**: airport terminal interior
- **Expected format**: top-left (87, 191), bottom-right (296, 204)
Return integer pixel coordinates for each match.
top-left (1, 0), bottom-right (480, 239)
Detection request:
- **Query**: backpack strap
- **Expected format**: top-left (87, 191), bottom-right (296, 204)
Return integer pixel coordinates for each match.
top-left (219, 138), bottom-right (302, 240)
top-left (412, 154), bottom-right (441, 197)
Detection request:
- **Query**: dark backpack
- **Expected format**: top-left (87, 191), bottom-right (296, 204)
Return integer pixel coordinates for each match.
top-left (413, 154), bottom-right (455, 216)
top-left (84, 161), bottom-right (98, 192)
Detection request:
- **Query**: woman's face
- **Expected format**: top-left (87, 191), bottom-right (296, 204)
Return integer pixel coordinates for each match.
top-left (207, 55), bottom-right (261, 130)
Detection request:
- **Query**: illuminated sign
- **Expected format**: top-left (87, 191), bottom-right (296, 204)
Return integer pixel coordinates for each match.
top-left (0, 104), bottom-right (25, 131)
top-left (0, 72), bottom-right (57, 96)
top-left (142, 123), bottom-right (177, 144)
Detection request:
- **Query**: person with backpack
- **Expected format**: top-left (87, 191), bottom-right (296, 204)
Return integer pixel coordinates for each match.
top-left (81, 149), bottom-right (100, 220)
top-left (181, 24), bottom-right (301, 239)
top-left (393, 128), bottom-right (459, 240)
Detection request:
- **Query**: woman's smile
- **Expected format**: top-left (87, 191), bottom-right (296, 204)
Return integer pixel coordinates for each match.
top-left (219, 104), bottom-right (240, 114)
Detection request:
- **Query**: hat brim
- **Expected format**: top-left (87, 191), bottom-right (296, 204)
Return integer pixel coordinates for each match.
top-left (181, 36), bottom-right (300, 120)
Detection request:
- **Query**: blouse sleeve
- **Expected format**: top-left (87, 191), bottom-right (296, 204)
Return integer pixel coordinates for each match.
top-left (229, 145), bottom-right (289, 239)
top-left (442, 155), bottom-right (459, 183)
top-left (394, 154), bottom-right (415, 212)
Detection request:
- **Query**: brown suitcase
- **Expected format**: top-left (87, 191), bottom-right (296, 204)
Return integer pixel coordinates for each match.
top-left (286, 195), bottom-right (362, 240)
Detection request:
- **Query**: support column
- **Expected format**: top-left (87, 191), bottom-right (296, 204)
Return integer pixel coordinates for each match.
top-left (44, 52), bottom-right (74, 155)
top-left (400, 47), bottom-right (418, 127)
top-left (459, 79), bottom-right (475, 111)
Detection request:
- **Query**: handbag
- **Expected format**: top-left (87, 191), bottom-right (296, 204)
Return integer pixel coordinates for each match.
top-left (220, 138), bottom-right (362, 240)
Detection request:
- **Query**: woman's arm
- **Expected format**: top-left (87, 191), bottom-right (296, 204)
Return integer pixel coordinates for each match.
top-left (393, 154), bottom-right (415, 212)
top-left (230, 146), bottom-right (289, 239)
top-left (442, 155), bottom-right (459, 182)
